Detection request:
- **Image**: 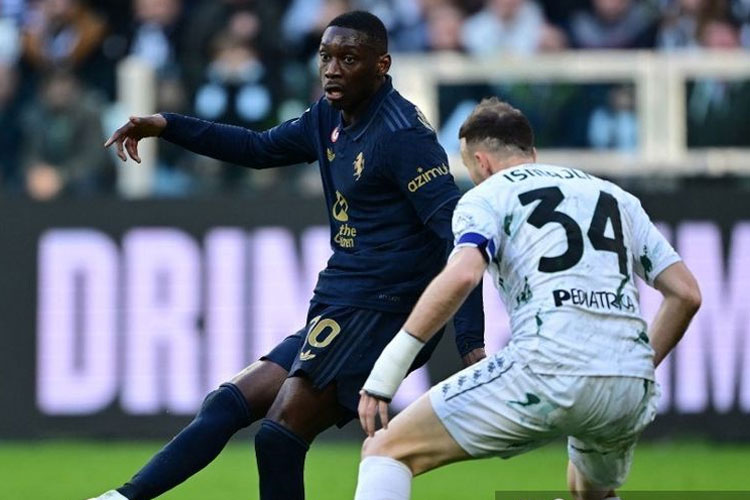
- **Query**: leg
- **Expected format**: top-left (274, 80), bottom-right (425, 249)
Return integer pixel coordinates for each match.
top-left (567, 461), bottom-right (617, 500)
top-left (254, 375), bottom-right (346, 500)
top-left (111, 360), bottom-right (288, 500)
top-left (353, 393), bottom-right (470, 500)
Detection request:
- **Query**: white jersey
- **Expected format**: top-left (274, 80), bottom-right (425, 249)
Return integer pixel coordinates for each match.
top-left (452, 163), bottom-right (681, 380)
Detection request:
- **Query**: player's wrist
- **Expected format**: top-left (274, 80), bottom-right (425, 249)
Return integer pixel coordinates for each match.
top-left (363, 329), bottom-right (424, 401)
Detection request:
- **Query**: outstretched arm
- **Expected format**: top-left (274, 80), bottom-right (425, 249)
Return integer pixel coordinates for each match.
top-left (105, 110), bottom-right (317, 169)
top-left (649, 261), bottom-right (701, 367)
top-left (358, 247), bottom-right (487, 436)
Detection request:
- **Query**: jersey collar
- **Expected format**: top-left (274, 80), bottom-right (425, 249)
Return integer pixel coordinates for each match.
top-left (341, 75), bottom-right (394, 142)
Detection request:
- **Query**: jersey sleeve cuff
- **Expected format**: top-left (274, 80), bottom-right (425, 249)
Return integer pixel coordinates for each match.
top-left (648, 254), bottom-right (683, 285)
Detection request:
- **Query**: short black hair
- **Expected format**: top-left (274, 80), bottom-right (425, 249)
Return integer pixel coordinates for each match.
top-left (459, 98), bottom-right (535, 154)
top-left (327, 11), bottom-right (388, 55)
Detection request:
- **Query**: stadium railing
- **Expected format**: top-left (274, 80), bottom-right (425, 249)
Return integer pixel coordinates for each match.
top-left (389, 50), bottom-right (750, 177)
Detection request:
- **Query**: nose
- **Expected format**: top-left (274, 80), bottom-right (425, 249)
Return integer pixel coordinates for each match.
top-left (324, 58), bottom-right (343, 79)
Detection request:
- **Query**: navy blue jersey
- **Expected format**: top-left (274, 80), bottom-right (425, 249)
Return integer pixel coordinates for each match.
top-left (161, 76), bottom-right (484, 354)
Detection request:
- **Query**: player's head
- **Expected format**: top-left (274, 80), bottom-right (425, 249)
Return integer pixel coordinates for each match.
top-left (458, 98), bottom-right (536, 185)
top-left (319, 11), bottom-right (391, 111)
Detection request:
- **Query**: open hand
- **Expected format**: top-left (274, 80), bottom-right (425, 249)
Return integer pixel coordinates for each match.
top-left (104, 114), bottom-right (167, 163)
top-left (358, 390), bottom-right (390, 437)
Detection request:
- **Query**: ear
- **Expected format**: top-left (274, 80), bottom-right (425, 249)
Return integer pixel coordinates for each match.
top-left (474, 151), bottom-right (492, 176)
top-left (378, 54), bottom-right (391, 77)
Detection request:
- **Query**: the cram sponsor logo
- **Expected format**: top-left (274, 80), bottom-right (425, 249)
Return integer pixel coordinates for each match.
top-left (332, 190), bottom-right (357, 248)
top-left (552, 287), bottom-right (636, 312)
top-left (408, 164), bottom-right (449, 192)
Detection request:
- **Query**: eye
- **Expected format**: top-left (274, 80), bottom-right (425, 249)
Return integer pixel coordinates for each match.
top-left (343, 55), bottom-right (356, 65)
top-left (319, 52), bottom-right (331, 62)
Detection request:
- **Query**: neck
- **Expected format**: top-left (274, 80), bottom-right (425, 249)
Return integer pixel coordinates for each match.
top-left (489, 155), bottom-right (534, 174)
top-left (342, 76), bottom-right (386, 126)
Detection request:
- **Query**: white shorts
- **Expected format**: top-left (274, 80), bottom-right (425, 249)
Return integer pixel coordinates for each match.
top-left (429, 347), bottom-right (660, 489)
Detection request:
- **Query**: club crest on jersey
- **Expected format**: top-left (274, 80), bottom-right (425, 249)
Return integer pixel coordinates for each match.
top-left (331, 126), bottom-right (340, 143)
top-left (353, 152), bottom-right (365, 181)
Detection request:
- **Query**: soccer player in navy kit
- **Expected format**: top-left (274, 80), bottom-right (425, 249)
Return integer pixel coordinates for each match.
top-left (91, 11), bottom-right (485, 500)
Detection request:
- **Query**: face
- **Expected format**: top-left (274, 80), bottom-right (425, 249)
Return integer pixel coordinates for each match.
top-left (459, 138), bottom-right (490, 186)
top-left (318, 26), bottom-right (390, 111)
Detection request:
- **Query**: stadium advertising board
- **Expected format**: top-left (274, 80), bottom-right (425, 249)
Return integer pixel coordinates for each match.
top-left (0, 187), bottom-right (748, 439)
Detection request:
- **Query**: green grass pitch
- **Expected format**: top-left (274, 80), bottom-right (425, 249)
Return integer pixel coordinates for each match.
top-left (2, 440), bottom-right (748, 499)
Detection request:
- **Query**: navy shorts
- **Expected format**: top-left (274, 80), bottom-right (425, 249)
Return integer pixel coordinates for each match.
top-left (262, 301), bottom-right (444, 425)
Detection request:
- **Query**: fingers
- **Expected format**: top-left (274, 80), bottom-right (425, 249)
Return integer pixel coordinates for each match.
top-left (114, 135), bottom-right (127, 162)
top-left (378, 400), bottom-right (389, 430)
top-left (124, 136), bottom-right (141, 163)
top-left (365, 397), bottom-right (377, 437)
top-left (103, 131), bottom-right (118, 149)
top-left (105, 123), bottom-right (131, 162)
top-left (358, 390), bottom-right (368, 435)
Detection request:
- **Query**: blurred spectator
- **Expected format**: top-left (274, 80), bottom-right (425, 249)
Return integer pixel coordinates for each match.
top-left (20, 70), bottom-right (114, 200)
top-left (588, 84), bottom-right (638, 150)
top-left (425, 2), bottom-right (466, 51)
top-left (687, 18), bottom-right (750, 146)
top-left (569, 0), bottom-right (659, 49)
top-left (657, 0), bottom-right (727, 50)
top-left (194, 34), bottom-right (275, 133)
top-left (0, 62), bottom-right (22, 192)
top-left (180, 0), bottom-right (287, 95)
top-left (128, 0), bottom-right (183, 75)
top-left (21, 0), bottom-right (107, 72)
top-left (461, 0), bottom-right (548, 54)
top-left (191, 33), bottom-right (278, 193)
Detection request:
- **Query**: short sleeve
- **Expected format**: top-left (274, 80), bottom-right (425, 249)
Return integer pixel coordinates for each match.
top-left (384, 128), bottom-right (460, 223)
top-left (627, 196), bottom-right (681, 285)
top-left (450, 191), bottom-right (499, 263)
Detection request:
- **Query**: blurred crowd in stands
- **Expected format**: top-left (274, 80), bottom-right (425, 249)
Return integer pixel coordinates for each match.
top-left (0, 0), bottom-right (749, 198)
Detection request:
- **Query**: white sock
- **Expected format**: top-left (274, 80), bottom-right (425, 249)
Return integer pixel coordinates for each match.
top-left (354, 456), bottom-right (412, 500)
top-left (88, 491), bottom-right (128, 500)
top-left (603, 497), bottom-right (621, 500)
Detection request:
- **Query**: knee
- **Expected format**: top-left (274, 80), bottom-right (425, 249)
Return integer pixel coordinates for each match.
top-left (254, 420), bottom-right (282, 451)
top-left (361, 432), bottom-right (424, 476)
top-left (198, 384), bottom-right (252, 429)
top-left (361, 431), bottom-right (393, 459)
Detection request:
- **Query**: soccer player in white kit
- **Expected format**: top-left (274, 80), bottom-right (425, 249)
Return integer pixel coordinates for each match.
top-left (353, 98), bottom-right (702, 500)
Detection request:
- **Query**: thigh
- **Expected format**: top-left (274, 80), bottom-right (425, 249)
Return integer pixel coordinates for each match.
top-left (567, 436), bottom-right (637, 490)
top-left (566, 378), bottom-right (660, 490)
top-left (429, 350), bottom-right (558, 459)
top-left (229, 360), bottom-right (289, 421)
top-left (363, 392), bottom-right (471, 476)
top-left (265, 375), bottom-right (345, 443)
top-left (227, 323), bottom-right (308, 420)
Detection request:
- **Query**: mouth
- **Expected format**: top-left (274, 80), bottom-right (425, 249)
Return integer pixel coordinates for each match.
top-left (324, 84), bottom-right (345, 101)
